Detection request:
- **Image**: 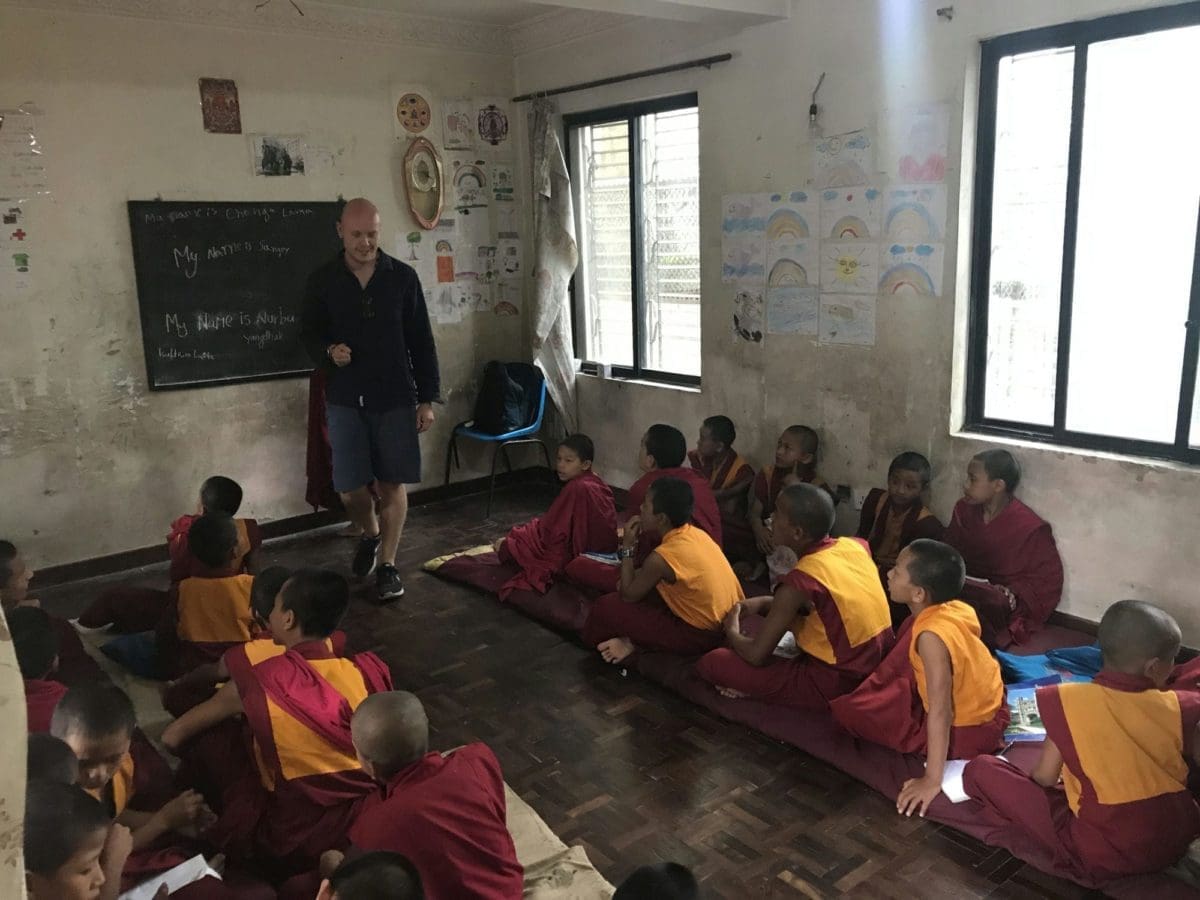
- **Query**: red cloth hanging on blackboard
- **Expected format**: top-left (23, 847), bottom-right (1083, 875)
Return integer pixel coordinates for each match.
top-left (305, 369), bottom-right (341, 512)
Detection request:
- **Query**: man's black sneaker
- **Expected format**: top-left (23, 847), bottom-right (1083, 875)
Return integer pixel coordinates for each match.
top-left (352, 534), bottom-right (381, 577)
top-left (376, 563), bottom-right (405, 601)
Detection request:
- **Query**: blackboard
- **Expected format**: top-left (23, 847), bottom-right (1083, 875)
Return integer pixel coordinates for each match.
top-left (127, 200), bottom-right (342, 390)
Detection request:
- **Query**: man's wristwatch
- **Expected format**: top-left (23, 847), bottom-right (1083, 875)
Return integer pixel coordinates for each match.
top-left (618, 547), bottom-right (635, 560)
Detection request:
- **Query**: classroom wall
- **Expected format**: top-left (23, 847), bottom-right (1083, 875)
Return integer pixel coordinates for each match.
top-left (0, 6), bottom-right (524, 566)
top-left (514, 0), bottom-right (1200, 641)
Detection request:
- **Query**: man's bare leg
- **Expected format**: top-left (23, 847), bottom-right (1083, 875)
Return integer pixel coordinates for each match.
top-left (341, 486), bottom-right (379, 538)
top-left (376, 481), bottom-right (408, 567)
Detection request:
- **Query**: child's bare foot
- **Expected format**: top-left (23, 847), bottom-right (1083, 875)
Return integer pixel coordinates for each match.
top-left (716, 685), bottom-right (747, 699)
top-left (598, 638), bottom-right (635, 664)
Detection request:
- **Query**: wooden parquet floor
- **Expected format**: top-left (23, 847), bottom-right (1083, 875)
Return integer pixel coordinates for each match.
top-left (39, 485), bottom-right (1100, 899)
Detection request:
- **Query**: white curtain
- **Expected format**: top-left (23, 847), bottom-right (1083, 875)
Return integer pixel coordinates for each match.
top-left (530, 97), bottom-right (580, 435)
top-left (0, 609), bottom-right (26, 895)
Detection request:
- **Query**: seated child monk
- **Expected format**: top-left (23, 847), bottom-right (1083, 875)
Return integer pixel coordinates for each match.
top-left (297, 691), bottom-right (522, 900)
top-left (566, 425), bottom-right (721, 596)
top-left (24, 779), bottom-right (132, 900)
top-left (581, 477), bottom-right (744, 666)
top-left (317, 851), bottom-right (424, 900)
top-left (162, 566), bottom-right (348, 717)
top-left (614, 863), bottom-right (699, 900)
top-left (964, 600), bottom-right (1200, 882)
top-left (831, 541), bottom-right (1007, 814)
top-left (944, 449), bottom-right (1063, 648)
top-left (688, 415), bottom-right (756, 561)
top-left (156, 513), bottom-right (256, 679)
top-left (162, 569), bottom-right (392, 874)
top-left (10, 605), bottom-right (68, 732)
top-left (741, 425), bottom-right (831, 577)
top-left (50, 684), bottom-right (218, 892)
top-left (77, 476), bottom-right (262, 634)
top-left (494, 433), bottom-right (618, 598)
top-left (1, 540), bottom-right (103, 685)
top-left (28, 732), bottom-right (81, 784)
top-left (696, 484), bottom-right (893, 708)
top-left (856, 452), bottom-right (944, 579)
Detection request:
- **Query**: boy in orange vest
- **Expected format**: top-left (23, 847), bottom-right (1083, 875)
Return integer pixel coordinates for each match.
top-left (964, 600), bottom-right (1200, 882)
top-left (580, 477), bottom-right (744, 665)
top-left (697, 483), bottom-right (892, 708)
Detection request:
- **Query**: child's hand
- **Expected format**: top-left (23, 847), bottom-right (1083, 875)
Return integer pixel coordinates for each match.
top-left (754, 525), bottom-right (774, 556)
top-left (723, 602), bottom-right (744, 639)
top-left (320, 850), bottom-right (346, 878)
top-left (100, 823), bottom-right (133, 877)
top-left (896, 775), bottom-right (942, 818)
top-left (622, 516), bottom-right (642, 551)
top-left (159, 789), bottom-right (208, 831)
top-left (161, 721), bottom-right (183, 754)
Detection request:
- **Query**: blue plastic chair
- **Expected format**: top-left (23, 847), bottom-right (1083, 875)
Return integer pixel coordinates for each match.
top-left (443, 362), bottom-right (551, 517)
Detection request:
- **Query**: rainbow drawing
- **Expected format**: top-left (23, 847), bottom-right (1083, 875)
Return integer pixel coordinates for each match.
top-left (767, 258), bottom-right (811, 287)
top-left (823, 160), bottom-right (868, 188)
top-left (884, 202), bottom-right (939, 241)
top-left (766, 209), bottom-right (809, 240)
top-left (828, 215), bottom-right (870, 239)
top-left (878, 262), bottom-right (936, 296)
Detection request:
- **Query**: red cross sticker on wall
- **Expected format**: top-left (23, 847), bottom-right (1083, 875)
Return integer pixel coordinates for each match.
top-left (10, 229), bottom-right (26, 240)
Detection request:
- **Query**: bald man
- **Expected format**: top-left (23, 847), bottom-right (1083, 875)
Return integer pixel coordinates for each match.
top-left (301, 198), bottom-right (440, 602)
top-left (320, 692), bottom-right (523, 900)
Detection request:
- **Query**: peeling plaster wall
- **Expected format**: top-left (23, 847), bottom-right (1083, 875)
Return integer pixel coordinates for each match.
top-left (0, 8), bottom-right (523, 566)
top-left (516, 0), bottom-right (1200, 641)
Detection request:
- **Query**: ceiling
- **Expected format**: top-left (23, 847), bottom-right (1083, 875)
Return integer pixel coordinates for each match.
top-left (308, 0), bottom-right (554, 26)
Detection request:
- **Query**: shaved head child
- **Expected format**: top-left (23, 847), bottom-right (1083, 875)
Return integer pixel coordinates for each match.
top-left (832, 541), bottom-right (1006, 816)
top-left (494, 433), bottom-right (618, 597)
top-left (697, 484), bottom-right (893, 708)
top-left (581, 477), bottom-right (744, 666)
top-left (318, 851), bottom-right (424, 900)
top-left (28, 733), bottom-right (79, 785)
top-left (77, 475), bottom-right (262, 634)
top-left (855, 452), bottom-right (944, 583)
top-left (10, 605), bottom-right (67, 732)
top-left (50, 684), bottom-right (213, 893)
top-left (154, 512), bottom-right (256, 679)
top-left (162, 568), bottom-right (392, 872)
top-left (965, 600), bottom-right (1199, 881)
top-left (25, 780), bottom-right (128, 900)
top-left (315, 691), bottom-right (522, 898)
top-left (688, 415), bottom-right (756, 559)
top-left (742, 425), bottom-right (832, 577)
top-left (943, 449), bottom-right (1063, 647)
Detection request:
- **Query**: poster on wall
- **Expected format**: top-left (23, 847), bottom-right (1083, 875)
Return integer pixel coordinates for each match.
top-left (476, 98), bottom-right (511, 149)
top-left (819, 186), bottom-right (882, 241)
top-left (818, 293), bottom-right (875, 346)
top-left (248, 134), bottom-right (307, 176)
top-left (883, 184), bottom-right (947, 243)
top-left (732, 283), bottom-right (764, 344)
top-left (442, 98), bottom-right (477, 150)
top-left (767, 285), bottom-right (818, 335)
top-left (879, 242), bottom-right (945, 298)
top-left (819, 241), bottom-right (878, 295)
top-left (721, 193), bottom-right (767, 284)
top-left (393, 84), bottom-right (437, 143)
top-left (0, 105), bottom-right (50, 200)
top-left (812, 130), bottom-right (873, 188)
top-left (891, 102), bottom-right (950, 183)
top-left (198, 78), bottom-right (241, 134)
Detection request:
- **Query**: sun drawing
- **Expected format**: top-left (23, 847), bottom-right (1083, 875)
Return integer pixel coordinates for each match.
top-left (825, 244), bottom-right (874, 292)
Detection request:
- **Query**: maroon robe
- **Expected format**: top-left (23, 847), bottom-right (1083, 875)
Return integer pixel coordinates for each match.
top-left (25, 677), bottom-right (67, 732)
top-left (497, 471), bottom-right (617, 598)
top-left (625, 466), bottom-right (723, 555)
top-left (347, 744), bottom-right (524, 900)
top-left (198, 641), bottom-right (392, 873)
top-left (688, 449), bottom-right (755, 560)
top-left (943, 497), bottom-right (1063, 648)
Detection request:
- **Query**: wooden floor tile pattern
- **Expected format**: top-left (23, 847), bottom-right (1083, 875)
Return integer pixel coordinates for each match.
top-left (39, 486), bottom-right (1100, 899)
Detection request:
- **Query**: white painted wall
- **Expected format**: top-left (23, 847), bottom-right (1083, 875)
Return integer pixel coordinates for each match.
top-left (515, 0), bottom-right (1200, 640)
top-left (0, 7), bottom-right (524, 566)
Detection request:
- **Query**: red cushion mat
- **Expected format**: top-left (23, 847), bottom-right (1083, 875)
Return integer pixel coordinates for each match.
top-left (430, 552), bottom-right (1197, 897)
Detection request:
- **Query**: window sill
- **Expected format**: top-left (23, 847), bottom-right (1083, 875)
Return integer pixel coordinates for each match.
top-left (576, 371), bottom-right (701, 394)
top-left (951, 427), bottom-right (1200, 476)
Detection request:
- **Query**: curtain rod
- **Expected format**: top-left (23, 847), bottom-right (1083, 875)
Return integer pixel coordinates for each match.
top-left (511, 53), bottom-right (732, 103)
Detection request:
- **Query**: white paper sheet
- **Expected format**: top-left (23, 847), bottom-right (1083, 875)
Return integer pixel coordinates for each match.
top-left (119, 855), bottom-right (221, 900)
top-left (819, 241), bottom-right (878, 295)
top-left (879, 241), bottom-right (944, 297)
top-left (819, 294), bottom-right (875, 346)
top-left (820, 185), bottom-right (883, 240)
top-left (883, 184), bottom-right (947, 243)
top-left (813, 129), bottom-right (873, 188)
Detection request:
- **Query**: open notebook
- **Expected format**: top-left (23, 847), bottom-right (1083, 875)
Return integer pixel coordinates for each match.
top-left (119, 855), bottom-right (222, 900)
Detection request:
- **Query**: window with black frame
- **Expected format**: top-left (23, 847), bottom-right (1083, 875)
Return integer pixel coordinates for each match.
top-left (967, 4), bottom-right (1200, 462)
top-left (565, 94), bottom-right (701, 386)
